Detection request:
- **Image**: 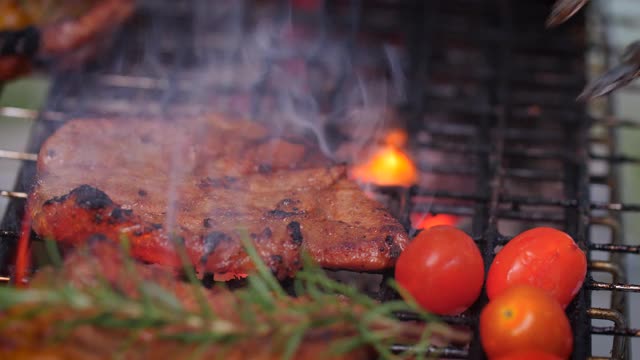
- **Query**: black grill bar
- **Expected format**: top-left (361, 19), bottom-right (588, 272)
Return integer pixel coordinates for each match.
top-left (465, 0), bottom-right (512, 358)
top-left (591, 244), bottom-right (640, 254)
top-left (589, 281), bottom-right (640, 293)
top-left (592, 327), bottom-right (640, 337)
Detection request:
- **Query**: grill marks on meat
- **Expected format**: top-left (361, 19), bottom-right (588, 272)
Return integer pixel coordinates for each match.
top-left (30, 115), bottom-right (409, 278)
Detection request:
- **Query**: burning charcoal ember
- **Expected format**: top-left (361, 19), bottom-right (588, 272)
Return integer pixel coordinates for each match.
top-left (29, 114), bottom-right (409, 279)
top-left (350, 145), bottom-right (418, 187)
top-left (546, 0), bottom-right (589, 27)
top-left (411, 213), bottom-right (459, 231)
top-left (579, 40), bottom-right (640, 100)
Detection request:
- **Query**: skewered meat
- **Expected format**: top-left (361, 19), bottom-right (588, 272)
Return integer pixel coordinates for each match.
top-left (30, 115), bottom-right (409, 279)
top-left (39, 0), bottom-right (134, 57)
top-left (0, 0), bottom-right (134, 81)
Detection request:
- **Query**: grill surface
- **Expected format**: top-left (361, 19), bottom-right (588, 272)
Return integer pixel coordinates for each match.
top-left (1, 0), bottom-right (639, 359)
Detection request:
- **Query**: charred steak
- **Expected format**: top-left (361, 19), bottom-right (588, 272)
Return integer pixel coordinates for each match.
top-left (30, 115), bottom-right (409, 278)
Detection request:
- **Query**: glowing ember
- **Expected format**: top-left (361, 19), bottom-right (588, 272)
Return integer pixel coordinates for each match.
top-left (351, 145), bottom-right (418, 187)
top-left (411, 213), bottom-right (459, 230)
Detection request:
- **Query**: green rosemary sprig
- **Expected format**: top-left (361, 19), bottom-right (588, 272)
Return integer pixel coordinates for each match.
top-left (0, 234), bottom-right (465, 359)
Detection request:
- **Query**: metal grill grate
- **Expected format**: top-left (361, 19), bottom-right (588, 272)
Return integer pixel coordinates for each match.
top-left (1, 0), bottom-right (640, 358)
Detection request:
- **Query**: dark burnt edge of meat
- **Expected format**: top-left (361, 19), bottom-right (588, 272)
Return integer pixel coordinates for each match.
top-left (37, 184), bottom-right (306, 281)
top-left (383, 234), bottom-right (403, 260)
top-left (43, 184), bottom-right (113, 210)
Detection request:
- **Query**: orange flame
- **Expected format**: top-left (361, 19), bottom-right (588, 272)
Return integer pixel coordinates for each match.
top-left (411, 213), bottom-right (459, 230)
top-left (351, 129), bottom-right (418, 187)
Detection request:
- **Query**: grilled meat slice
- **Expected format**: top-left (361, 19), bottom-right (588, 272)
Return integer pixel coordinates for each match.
top-left (30, 115), bottom-right (409, 278)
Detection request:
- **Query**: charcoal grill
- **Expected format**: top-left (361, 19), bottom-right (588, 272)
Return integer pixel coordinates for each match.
top-left (1, 0), bottom-right (639, 359)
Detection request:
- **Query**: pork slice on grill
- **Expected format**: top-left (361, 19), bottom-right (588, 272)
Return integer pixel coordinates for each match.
top-left (30, 115), bottom-right (409, 278)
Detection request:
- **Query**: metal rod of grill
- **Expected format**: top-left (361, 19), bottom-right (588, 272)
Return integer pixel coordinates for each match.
top-left (0, 107), bottom-right (38, 120)
top-left (0, 150), bottom-right (37, 161)
top-left (0, 190), bottom-right (27, 199)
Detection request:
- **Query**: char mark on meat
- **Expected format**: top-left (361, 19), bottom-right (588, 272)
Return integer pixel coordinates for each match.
top-left (110, 208), bottom-right (133, 223)
top-left (287, 221), bottom-right (304, 245)
top-left (44, 184), bottom-right (113, 209)
top-left (267, 209), bottom-right (305, 219)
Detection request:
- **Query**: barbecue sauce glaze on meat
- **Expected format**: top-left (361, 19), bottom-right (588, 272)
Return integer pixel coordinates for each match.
top-left (30, 115), bottom-right (409, 278)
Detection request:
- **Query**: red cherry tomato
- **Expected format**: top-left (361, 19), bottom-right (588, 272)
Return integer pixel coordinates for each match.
top-left (494, 350), bottom-right (564, 360)
top-left (395, 225), bottom-right (484, 315)
top-left (486, 227), bottom-right (587, 309)
top-left (480, 285), bottom-right (573, 359)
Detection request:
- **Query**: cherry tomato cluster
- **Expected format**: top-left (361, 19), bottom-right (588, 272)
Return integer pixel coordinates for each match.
top-left (395, 225), bottom-right (587, 359)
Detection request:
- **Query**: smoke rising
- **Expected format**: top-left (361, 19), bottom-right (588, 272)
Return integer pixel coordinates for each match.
top-left (186, 0), bottom-right (409, 162)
